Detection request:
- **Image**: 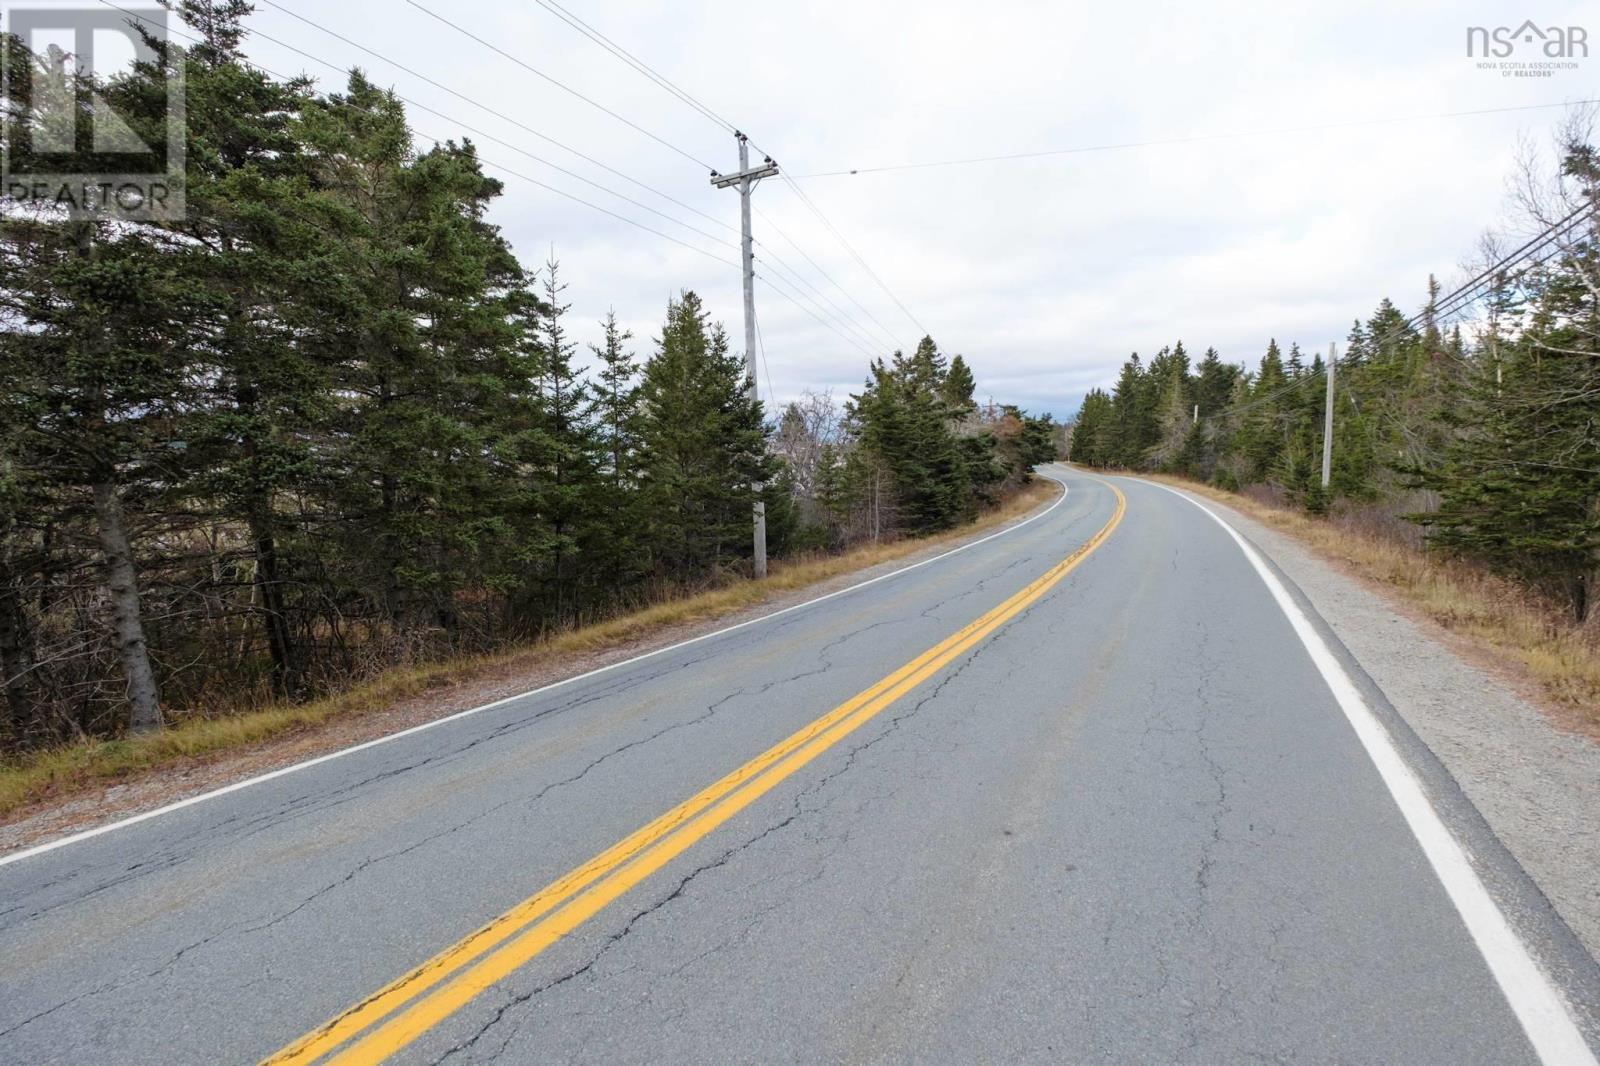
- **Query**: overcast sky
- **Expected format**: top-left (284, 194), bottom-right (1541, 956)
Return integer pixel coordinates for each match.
top-left (230, 0), bottom-right (1595, 418)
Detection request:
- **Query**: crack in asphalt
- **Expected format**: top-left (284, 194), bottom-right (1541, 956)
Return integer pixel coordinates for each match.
top-left (0, 653), bottom-right (730, 929)
top-left (0, 486), bottom-right (1090, 1060)
top-left (3, 524), bottom-right (1053, 931)
top-left (423, 642), bottom-right (993, 1064)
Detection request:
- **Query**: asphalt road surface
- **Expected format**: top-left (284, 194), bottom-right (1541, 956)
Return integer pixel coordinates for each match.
top-left (2, 466), bottom-right (1597, 1065)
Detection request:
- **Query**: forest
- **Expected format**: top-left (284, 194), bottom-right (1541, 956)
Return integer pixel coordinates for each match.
top-left (1069, 129), bottom-right (1599, 626)
top-left (0, 4), bottom-right (1058, 748)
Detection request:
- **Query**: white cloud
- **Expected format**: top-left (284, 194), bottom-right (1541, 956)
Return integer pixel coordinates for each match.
top-left (238, 0), bottom-right (1596, 417)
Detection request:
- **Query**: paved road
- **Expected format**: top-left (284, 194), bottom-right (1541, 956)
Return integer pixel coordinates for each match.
top-left (1, 467), bottom-right (1596, 1064)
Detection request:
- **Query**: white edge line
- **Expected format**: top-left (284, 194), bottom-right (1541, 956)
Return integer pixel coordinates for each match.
top-left (1139, 478), bottom-right (1596, 1066)
top-left (0, 470), bottom-right (1077, 870)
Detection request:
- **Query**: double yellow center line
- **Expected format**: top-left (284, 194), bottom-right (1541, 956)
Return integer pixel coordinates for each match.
top-left (266, 481), bottom-right (1125, 1065)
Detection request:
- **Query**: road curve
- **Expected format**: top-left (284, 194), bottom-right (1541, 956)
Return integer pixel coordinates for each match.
top-left (0, 466), bottom-right (1595, 1064)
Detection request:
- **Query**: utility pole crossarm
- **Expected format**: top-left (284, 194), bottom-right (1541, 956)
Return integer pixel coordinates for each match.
top-left (709, 161), bottom-right (779, 188)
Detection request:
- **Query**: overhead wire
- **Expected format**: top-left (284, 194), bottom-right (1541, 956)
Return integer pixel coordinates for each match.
top-left (778, 175), bottom-right (932, 339)
top-left (503, 0), bottom-right (921, 355)
top-left (92, 0), bottom-right (740, 267)
top-left (754, 206), bottom-right (904, 352)
top-left (403, 0), bottom-right (718, 171)
top-left (237, 1), bottom-right (736, 250)
top-left (526, 0), bottom-right (738, 135)
top-left (752, 302), bottom-right (777, 412)
top-left (1205, 204), bottom-right (1594, 422)
top-left (755, 271), bottom-right (883, 360)
top-left (256, 0), bottom-right (739, 237)
top-left (1213, 223), bottom-right (1586, 421)
top-left (363, 0), bottom-right (898, 359)
top-left (752, 244), bottom-right (895, 355)
top-left (795, 99), bottom-right (1600, 178)
top-left (499, 0), bottom-right (921, 356)
top-left (256, 1), bottom-right (900, 363)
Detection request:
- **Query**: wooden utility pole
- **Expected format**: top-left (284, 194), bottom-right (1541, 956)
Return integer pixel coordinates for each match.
top-left (711, 133), bottom-right (779, 577)
top-left (1321, 342), bottom-right (1336, 490)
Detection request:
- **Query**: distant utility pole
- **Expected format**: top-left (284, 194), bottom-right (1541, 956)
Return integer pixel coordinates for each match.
top-left (711, 132), bottom-right (779, 578)
top-left (1321, 341), bottom-right (1336, 489)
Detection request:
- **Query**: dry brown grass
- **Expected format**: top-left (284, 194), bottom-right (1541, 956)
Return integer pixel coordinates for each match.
top-left (1142, 474), bottom-right (1600, 733)
top-left (0, 479), bottom-right (1059, 820)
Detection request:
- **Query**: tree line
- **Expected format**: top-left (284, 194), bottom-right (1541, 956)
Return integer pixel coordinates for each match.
top-left (0, 3), bottom-right (1058, 747)
top-left (1069, 133), bottom-right (1599, 622)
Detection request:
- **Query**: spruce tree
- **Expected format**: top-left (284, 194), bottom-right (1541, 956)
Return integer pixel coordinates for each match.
top-left (636, 293), bottom-right (772, 579)
top-left (1424, 215), bottom-right (1599, 620)
top-left (534, 257), bottom-right (602, 617)
top-left (943, 353), bottom-right (978, 414)
top-left (590, 310), bottom-right (640, 489)
top-left (168, 0), bottom-right (327, 694)
top-left (301, 74), bottom-right (525, 637)
top-left (1107, 354), bottom-right (1157, 467)
top-left (1069, 389), bottom-right (1113, 466)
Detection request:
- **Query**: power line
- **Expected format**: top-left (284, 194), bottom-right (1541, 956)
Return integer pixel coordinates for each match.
top-left (752, 300), bottom-right (777, 412)
top-left (513, 0), bottom-right (908, 357)
top-left (796, 99), bottom-right (1600, 178)
top-left (1206, 205), bottom-right (1594, 422)
top-left (1423, 202), bottom-right (1594, 321)
top-left (780, 175), bottom-right (932, 340)
top-left (403, 0), bottom-right (717, 171)
top-left (1212, 210), bottom-right (1590, 420)
top-left (253, 1), bottom-right (900, 369)
top-left (506, 0), bottom-right (922, 359)
top-left (459, 149), bottom-right (739, 268)
top-left (253, 0), bottom-right (898, 358)
top-left (753, 250), bottom-right (891, 356)
top-left (755, 271), bottom-right (882, 360)
top-left (244, 1), bottom-right (735, 249)
top-left (91, 0), bottom-right (740, 267)
top-left (257, 0), bottom-right (738, 238)
top-left (525, 0), bottom-right (737, 135)
top-left (754, 207), bottom-right (904, 352)
top-left (385, 0), bottom-right (899, 362)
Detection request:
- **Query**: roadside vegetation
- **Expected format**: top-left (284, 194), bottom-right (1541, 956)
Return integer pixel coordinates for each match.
top-left (0, 3), bottom-right (1062, 764)
top-left (1068, 114), bottom-right (1598, 722)
top-left (1148, 477), bottom-right (1600, 732)
top-left (0, 479), bottom-right (1055, 820)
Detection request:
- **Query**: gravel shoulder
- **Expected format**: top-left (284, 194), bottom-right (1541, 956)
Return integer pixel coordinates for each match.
top-left (1171, 483), bottom-right (1600, 960)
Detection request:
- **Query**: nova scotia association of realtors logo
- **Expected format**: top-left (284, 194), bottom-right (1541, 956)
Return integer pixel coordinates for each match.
top-left (1467, 20), bottom-right (1588, 77)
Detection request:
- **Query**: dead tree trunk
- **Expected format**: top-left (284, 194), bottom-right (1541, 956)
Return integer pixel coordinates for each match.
top-left (92, 482), bottom-right (162, 733)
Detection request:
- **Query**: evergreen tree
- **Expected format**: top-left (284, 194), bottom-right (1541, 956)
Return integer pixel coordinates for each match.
top-left (167, 0), bottom-right (328, 695)
top-left (850, 339), bottom-right (971, 534)
top-left (534, 257), bottom-right (602, 616)
top-left (302, 74), bottom-right (525, 636)
top-left (1107, 354), bottom-right (1158, 467)
top-left (590, 310), bottom-right (639, 489)
top-left (0, 31), bottom-right (201, 731)
top-left (636, 293), bottom-right (772, 579)
top-left (943, 353), bottom-right (978, 413)
top-left (577, 309), bottom-right (642, 594)
top-left (0, 4), bottom-right (1064, 743)
top-left (1234, 339), bottom-right (1289, 482)
top-left (1424, 204), bottom-right (1599, 620)
top-left (1148, 342), bottom-right (1193, 471)
top-left (1069, 389), bottom-right (1113, 466)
